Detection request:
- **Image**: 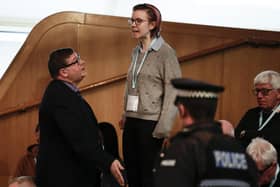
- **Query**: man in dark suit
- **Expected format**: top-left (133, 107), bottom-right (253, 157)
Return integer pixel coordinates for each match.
top-left (235, 70), bottom-right (280, 162)
top-left (35, 48), bottom-right (125, 187)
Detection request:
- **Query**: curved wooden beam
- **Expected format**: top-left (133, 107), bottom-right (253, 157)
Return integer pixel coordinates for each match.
top-left (2, 37), bottom-right (280, 118)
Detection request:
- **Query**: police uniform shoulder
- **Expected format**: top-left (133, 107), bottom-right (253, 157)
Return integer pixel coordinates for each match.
top-left (171, 126), bottom-right (210, 143)
top-left (173, 127), bottom-right (194, 138)
top-left (169, 129), bottom-right (191, 143)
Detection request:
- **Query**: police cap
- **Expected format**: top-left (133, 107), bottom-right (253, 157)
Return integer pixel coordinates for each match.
top-left (171, 78), bottom-right (224, 99)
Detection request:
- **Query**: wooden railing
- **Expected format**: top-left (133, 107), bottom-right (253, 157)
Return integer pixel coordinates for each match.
top-left (0, 38), bottom-right (279, 118)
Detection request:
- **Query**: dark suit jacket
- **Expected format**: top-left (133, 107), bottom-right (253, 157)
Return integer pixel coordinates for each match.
top-left (235, 107), bottom-right (280, 162)
top-left (36, 80), bottom-right (114, 187)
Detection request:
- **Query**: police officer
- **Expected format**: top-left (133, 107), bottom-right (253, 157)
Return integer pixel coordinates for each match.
top-left (154, 78), bottom-right (258, 187)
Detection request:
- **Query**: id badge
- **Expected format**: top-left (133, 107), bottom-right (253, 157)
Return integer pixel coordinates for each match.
top-left (126, 95), bottom-right (139, 112)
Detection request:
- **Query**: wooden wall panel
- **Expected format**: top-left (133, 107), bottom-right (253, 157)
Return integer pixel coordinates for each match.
top-left (0, 12), bottom-right (279, 184)
top-left (222, 46), bottom-right (280, 126)
top-left (163, 32), bottom-right (232, 57)
top-left (78, 25), bottom-right (133, 84)
top-left (0, 108), bottom-right (38, 185)
top-left (0, 23), bottom-right (79, 110)
top-left (83, 80), bottom-right (126, 156)
top-left (179, 53), bottom-right (225, 123)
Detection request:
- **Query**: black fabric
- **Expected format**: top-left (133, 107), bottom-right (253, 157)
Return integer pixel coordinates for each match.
top-left (123, 117), bottom-right (163, 187)
top-left (98, 122), bottom-right (123, 187)
top-left (36, 80), bottom-right (114, 187)
top-left (154, 122), bottom-right (258, 187)
top-left (171, 78), bottom-right (224, 93)
top-left (201, 134), bottom-right (258, 185)
top-left (99, 122), bottom-right (120, 159)
top-left (235, 107), bottom-right (280, 162)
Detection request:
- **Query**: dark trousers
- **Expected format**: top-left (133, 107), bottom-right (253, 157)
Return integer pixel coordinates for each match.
top-left (123, 117), bottom-right (163, 187)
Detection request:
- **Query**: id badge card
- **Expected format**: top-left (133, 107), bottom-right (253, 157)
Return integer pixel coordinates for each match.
top-left (126, 95), bottom-right (139, 112)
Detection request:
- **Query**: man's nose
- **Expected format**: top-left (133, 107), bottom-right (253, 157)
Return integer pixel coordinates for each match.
top-left (256, 91), bottom-right (264, 98)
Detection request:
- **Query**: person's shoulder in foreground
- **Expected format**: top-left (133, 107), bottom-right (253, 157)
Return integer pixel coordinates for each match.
top-left (154, 78), bottom-right (258, 187)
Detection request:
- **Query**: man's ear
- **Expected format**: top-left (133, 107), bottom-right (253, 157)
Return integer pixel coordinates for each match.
top-left (178, 104), bottom-right (188, 118)
top-left (59, 68), bottom-right (68, 78)
top-left (178, 104), bottom-right (193, 126)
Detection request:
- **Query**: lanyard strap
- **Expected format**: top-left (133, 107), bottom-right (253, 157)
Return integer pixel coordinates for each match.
top-left (258, 104), bottom-right (280, 131)
top-left (131, 38), bottom-right (157, 89)
top-left (269, 164), bottom-right (279, 187)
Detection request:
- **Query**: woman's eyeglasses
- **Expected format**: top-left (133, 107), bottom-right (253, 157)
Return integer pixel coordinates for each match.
top-left (128, 18), bottom-right (148, 26)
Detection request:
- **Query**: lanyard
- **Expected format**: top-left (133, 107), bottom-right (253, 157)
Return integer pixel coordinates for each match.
top-left (131, 38), bottom-right (156, 89)
top-left (258, 104), bottom-right (280, 131)
top-left (269, 164), bottom-right (279, 187)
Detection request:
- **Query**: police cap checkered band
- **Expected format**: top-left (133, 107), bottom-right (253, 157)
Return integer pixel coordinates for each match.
top-left (171, 78), bottom-right (224, 99)
top-left (177, 90), bottom-right (219, 98)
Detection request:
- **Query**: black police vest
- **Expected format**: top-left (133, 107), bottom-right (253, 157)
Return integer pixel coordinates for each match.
top-left (189, 132), bottom-right (258, 187)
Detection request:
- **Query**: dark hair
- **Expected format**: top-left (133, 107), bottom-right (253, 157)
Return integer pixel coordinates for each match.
top-left (175, 97), bottom-right (218, 122)
top-left (133, 3), bottom-right (161, 38)
top-left (48, 48), bottom-right (74, 78)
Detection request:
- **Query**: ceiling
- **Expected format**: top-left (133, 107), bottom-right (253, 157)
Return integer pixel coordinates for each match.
top-left (0, 0), bottom-right (280, 79)
top-left (1, 0), bottom-right (280, 31)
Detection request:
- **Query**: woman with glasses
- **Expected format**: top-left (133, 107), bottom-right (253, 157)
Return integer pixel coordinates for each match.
top-left (119, 3), bottom-right (181, 187)
top-left (235, 70), bottom-right (280, 163)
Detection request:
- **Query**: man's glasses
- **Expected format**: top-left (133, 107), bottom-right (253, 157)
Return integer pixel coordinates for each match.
top-left (62, 54), bottom-right (80, 68)
top-left (128, 18), bottom-right (148, 26)
top-left (252, 88), bottom-right (274, 96)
